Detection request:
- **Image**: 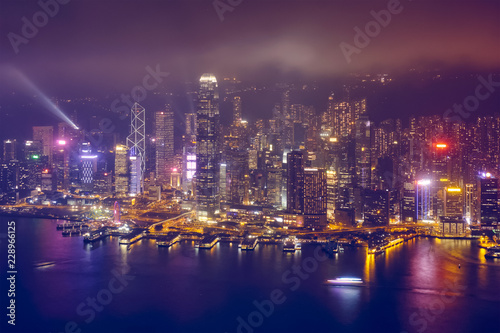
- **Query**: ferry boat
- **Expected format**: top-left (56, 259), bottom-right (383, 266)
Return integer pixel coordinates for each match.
top-left (326, 277), bottom-right (365, 287)
top-left (283, 239), bottom-right (296, 252)
top-left (198, 235), bottom-right (219, 249)
top-left (119, 230), bottom-right (144, 245)
top-left (485, 251), bottom-right (500, 259)
top-left (485, 245), bottom-right (500, 259)
top-left (156, 233), bottom-right (181, 247)
top-left (241, 237), bottom-right (258, 250)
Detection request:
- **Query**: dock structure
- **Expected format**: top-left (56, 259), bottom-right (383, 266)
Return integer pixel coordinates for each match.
top-left (119, 230), bottom-right (144, 245)
top-left (57, 222), bottom-right (88, 230)
top-left (240, 237), bottom-right (258, 250)
top-left (196, 235), bottom-right (219, 249)
top-left (83, 227), bottom-right (110, 243)
top-left (156, 233), bottom-right (181, 247)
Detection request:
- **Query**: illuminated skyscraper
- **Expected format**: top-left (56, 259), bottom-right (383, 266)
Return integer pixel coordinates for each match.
top-left (444, 187), bottom-right (463, 217)
top-left (287, 151), bottom-right (305, 214)
top-left (129, 147), bottom-right (142, 197)
top-left (196, 73), bottom-right (220, 222)
top-left (303, 167), bottom-right (327, 227)
top-left (155, 107), bottom-right (174, 183)
top-left (3, 140), bottom-right (17, 162)
top-left (114, 144), bottom-right (129, 197)
top-left (364, 189), bottom-right (390, 226)
top-left (33, 126), bottom-right (53, 163)
top-left (127, 103), bottom-right (146, 194)
top-left (478, 173), bottom-right (499, 230)
top-left (464, 183), bottom-right (475, 224)
top-left (227, 149), bottom-right (249, 205)
top-left (80, 143), bottom-right (97, 192)
top-left (233, 96), bottom-right (242, 124)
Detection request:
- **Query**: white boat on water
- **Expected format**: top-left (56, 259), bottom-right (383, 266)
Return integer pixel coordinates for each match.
top-left (325, 277), bottom-right (365, 287)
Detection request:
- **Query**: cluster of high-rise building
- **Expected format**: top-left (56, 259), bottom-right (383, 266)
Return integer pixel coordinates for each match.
top-left (1, 74), bottom-right (499, 233)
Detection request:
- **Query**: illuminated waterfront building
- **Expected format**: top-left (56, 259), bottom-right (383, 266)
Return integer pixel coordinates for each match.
top-left (444, 187), bottom-right (463, 218)
top-left (155, 107), bottom-right (175, 183)
top-left (114, 144), bottom-right (129, 197)
top-left (303, 167), bottom-right (327, 227)
top-left (196, 73), bottom-right (220, 222)
top-left (478, 173), bottom-right (499, 230)
top-left (80, 143), bottom-right (97, 192)
top-left (363, 189), bottom-right (390, 226)
top-left (416, 179), bottom-right (432, 221)
top-left (286, 151), bottom-right (305, 214)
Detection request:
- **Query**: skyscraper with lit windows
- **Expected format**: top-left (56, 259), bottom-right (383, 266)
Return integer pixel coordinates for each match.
top-left (155, 107), bottom-right (174, 183)
top-left (196, 73), bottom-right (220, 222)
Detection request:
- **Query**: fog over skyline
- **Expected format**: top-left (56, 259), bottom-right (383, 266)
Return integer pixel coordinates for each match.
top-left (0, 0), bottom-right (499, 95)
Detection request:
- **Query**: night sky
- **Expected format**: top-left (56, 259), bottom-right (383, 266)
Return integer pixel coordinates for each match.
top-left (1, 0), bottom-right (499, 95)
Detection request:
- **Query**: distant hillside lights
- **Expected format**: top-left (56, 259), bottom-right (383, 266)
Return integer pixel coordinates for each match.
top-left (8, 0), bottom-right (71, 54)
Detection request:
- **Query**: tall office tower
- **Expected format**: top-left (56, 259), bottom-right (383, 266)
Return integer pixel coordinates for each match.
top-left (363, 189), bottom-right (390, 226)
top-left (464, 183), bottom-right (475, 224)
top-left (3, 140), bottom-right (17, 162)
top-left (155, 108), bottom-right (174, 183)
top-left (80, 143), bottom-right (97, 192)
top-left (416, 179), bottom-right (432, 221)
top-left (266, 168), bottom-right (282, 207)
top-left (478, 173), bottom-right (498, 230)
top-left (355, 116), bottom-right (371, 189)
top-left (286, 151), bottom-right (305, 214)
top-left (114, 145), bottom-right (129, 197)
top-left (233, 96), bottom-right (242, 124)
top-left (33, 126), bottom-right (54, 163)
top-left (336, 138), bottom-right (356, 206)
top-left (432, 141), bottom-right (449, 182)
top-left (282, 90), bottom-right (290, 119)
top-left (185, 113), bottom-right (197, 142)
top-left (322, 93), bottom-right (335, 132)
top-left (227, 149), bottom-right (249, 205)
top-left (129, 147), bottom-right (142, 196)
top-left (401, 181), bottom-right (417, 222)
top-left (303, 168), bottom-right (327, 227)
top-left (182, 145), bottom-right (196, 194)
top-left (333, 102), bottom-right (351, 138)
top-left (444, 187), bottom-right (463, 217)
top-left (219, 162), bottom-right (227, 202)
top-left (326, 169), bottom-right (337, 221)
top-left (127, 103), bottom-right (146, 193)
top-left (53, 139), bottom-right (69, 190)
top-left (196, 73), bottom-right (220, 222)
top-left (351, 98), bottom-right (367, 125)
